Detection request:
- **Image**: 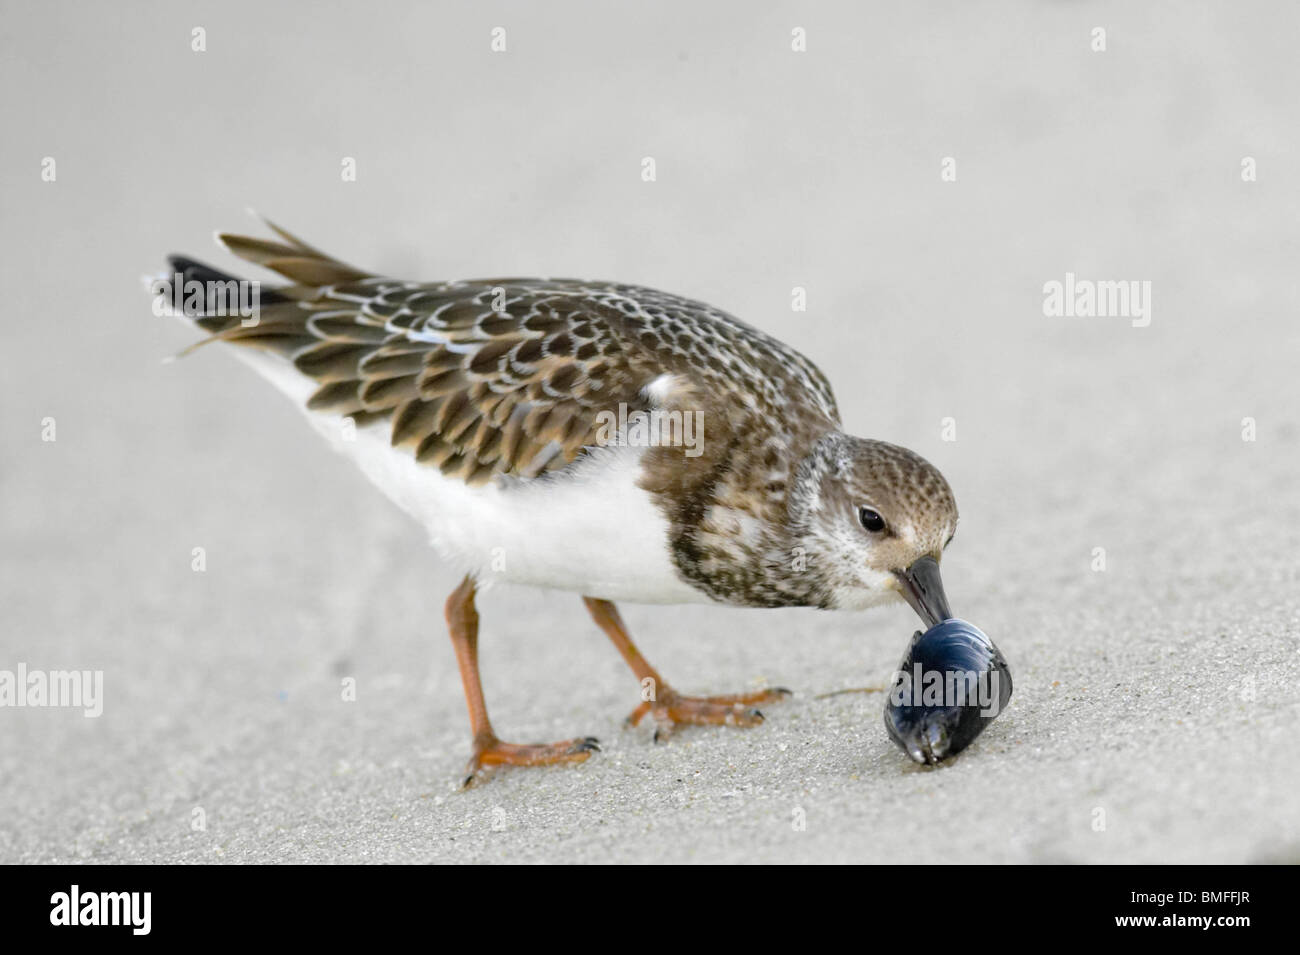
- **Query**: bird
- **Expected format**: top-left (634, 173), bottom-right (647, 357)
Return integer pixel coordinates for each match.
top-left (154, 216), bottom-right (959, 784)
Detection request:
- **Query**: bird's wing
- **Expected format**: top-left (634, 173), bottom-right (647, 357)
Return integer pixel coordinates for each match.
top-left (179, 222), bottom-right (841, 486)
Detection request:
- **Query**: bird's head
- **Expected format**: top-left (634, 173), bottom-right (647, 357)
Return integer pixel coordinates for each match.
top-left (789, 433), bottom-right (958, 621)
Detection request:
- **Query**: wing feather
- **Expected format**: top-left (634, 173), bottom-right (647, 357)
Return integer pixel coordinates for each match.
top-left (193, 225), bottom-right (841, 487)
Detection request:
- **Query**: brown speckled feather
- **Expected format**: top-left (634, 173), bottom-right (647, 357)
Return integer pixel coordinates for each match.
top-left (192, 225), bottom-right (842, 494)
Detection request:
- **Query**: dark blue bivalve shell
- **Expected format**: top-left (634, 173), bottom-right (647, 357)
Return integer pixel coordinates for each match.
top-left (883, 618), bottom-right (1012, 765)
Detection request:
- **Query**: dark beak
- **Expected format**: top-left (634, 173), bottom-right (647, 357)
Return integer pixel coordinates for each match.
top-left (895, 556), bottom-right (952, 629)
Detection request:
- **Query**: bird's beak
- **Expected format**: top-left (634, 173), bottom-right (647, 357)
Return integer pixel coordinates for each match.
top-left (894, 556), bottom-right (952, 629)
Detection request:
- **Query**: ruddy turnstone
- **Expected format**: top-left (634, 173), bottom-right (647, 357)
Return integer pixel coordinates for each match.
top-left (156, 218), bottom-right (958, 783)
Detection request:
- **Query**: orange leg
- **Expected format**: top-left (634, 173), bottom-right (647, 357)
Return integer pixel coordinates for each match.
top-left (446, 576), bottom-right (598, 785)
top-left (582, 597), bottom-right (790, 737)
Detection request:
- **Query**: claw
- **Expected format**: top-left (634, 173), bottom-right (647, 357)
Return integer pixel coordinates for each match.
top-left (458, 734), bottom-right (599, 785)
top-left (627, 686), bottom-right (787, 734)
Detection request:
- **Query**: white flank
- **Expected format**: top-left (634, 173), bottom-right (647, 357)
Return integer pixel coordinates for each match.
top-left (209, 345), bottom-right (709, 605)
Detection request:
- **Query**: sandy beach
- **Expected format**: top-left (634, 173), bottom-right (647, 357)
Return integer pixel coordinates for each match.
top-left (1, 1), bottom-right (1297, 864)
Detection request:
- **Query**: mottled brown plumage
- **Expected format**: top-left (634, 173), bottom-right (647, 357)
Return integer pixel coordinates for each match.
top-left (192, 222), bottom-right (838, 493)
top-left (174, 222), bottom-right (959, 609)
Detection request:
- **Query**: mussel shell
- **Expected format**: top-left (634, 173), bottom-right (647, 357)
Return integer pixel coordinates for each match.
top-left (883, 617), bottom-right (1012, 765)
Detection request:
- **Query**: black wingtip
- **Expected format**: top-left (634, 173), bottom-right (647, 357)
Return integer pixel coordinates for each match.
top-left (166, 255), bottom-right (237, 286)
top-left (162, 255), bottom-right (291, 306)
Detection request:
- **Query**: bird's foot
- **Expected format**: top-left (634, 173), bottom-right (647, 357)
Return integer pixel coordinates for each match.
top-left (461, 733), bottom-right (600, 787)
top-left (626, 686), bottom-right (791, 738)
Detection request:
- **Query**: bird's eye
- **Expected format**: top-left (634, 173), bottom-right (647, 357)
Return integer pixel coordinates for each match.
top-left (858, 507), bottom-right (886, 533)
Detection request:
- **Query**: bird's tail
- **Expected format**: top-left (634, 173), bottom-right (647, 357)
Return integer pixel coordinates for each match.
top-left (150, 214), bottom-right (373, 357)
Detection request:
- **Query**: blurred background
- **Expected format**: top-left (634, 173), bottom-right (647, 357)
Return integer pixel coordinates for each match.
top-left (1, 1), bottom-right (1297, 863)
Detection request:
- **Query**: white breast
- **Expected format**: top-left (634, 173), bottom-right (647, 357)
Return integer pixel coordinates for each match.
top-left (224, 348), bottom-right (710, 605)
